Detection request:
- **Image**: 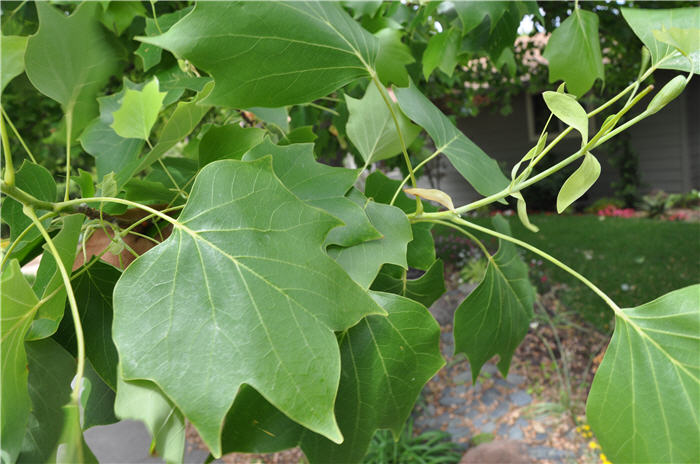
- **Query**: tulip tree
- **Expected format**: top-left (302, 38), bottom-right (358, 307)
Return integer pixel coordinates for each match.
top-left (1, 2), bottom-right (698, 463)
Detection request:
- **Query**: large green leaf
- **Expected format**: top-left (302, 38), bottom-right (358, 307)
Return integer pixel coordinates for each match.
top-left (345, 83), bottom-right (420, 164)
top-left (135, 7), bottom-right (193, 71)
top-left (0, 260), bottom-right (38, 463)
top-left (81, 362), bottom-right (118, 430)
top-left (542, 9), bottom-right (604, 97)
top-left (199, 124), bottom-right (266, 168)
top-left (115, 375), bottom-right (184, 464)
top-left (364, 171), bottom-right (437, 270)
top-left (394, 80), bottom-right (509, 197)
top-left (55, 261), bottom-right (121, 389)
top-left (99, 1), bottom-right (145, 36)
top-left (218, 291), bottom-right (444, 463)
top-left (141, 2), bottom-right (378, 108)
top-left (2, 161), bottom-right (56, 263)
top-left (422, 27), bottom-right (460, 79)
top-left (79, 80), bottom-right (146, 188)
top-left (587, 285), bottom-right (700, 463)
top-left (112, 157), bottom-right (385, 457)
top-left (243, 139), bottom-right (381, 248)
top-left (370, 260), bottom-right (446, 308)
top-left (111, 78), bottom-right (166, 141)
top-left (622, 7), bottom-right (700, 74)
top-left (374, 28), bottom-right (414, 86)
top-left (24, 2), bottom-right (119, 137)
top-left (18, 339), bottom-right (75, 464)
top-left (454, 1), bottom-right (509, 35)
top-left (328, 200), bottom-right (412, 289)
top-left (27, 214), bottom-right (84, 340)
top-left (453, 216), bottom-right (535, 381)
top-left (1, 35), bottom-right (28, 94)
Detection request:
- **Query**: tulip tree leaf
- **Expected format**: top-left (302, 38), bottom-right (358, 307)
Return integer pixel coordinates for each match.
top-left (542, 91), bottom-right (589, 143)
top-left (111, 79), bottom-right (167, 141)
top-left (218, 291), bottom-right (444, 464)
top-left (24, 2), bottom-right (119, 137)
top-left (18, 339), bottom-right (75, 464)
top-left (2, 161), bottom-right (56, 263)
top-left (112, 157), bottom-right (385, 457)
top-left (26, 214), bottom-right (84, 340)
top-left (1, 35), bottom-right (28, 93)
top-left (55, 261), bottom-right (122, 389)
top-left (140, 2), bottom-right (378, 108)
top-left (364, 171), bottom-right (437, 270)
top-left (422, 27), bottom-right (460, 79)
top-left (371, 260), bottom-right (446, 308)
top-left (56, 402), bottom-right (98, 464)
top-left (115, 375), bottom-right (185, 464)
top-left (135, 7), bottom-right (193, 71)
top-left (374, 28), bottom-right (414, 86)
top-left (395, 80), bottom-right (509, 197)
top-left (81, 362), bottom-right (118, 430)
top-left (587, 285), bottom-right (700, 463)
top-left (622, 7), bottom-right (700, 74)
top-left (543, 9), bottom-right (604, 97)
top-left (99, 1), bottom-right (145, 36)
top-left (199, 125), bottom-right (266, 168)
top-left (1, 260), bottom-right (39, 463)
top-left (556, 152), bottom-right (601, 213)
top-left (453, 215), bottom-right (535, 381)
top-left (328, 200), bottom-right (412, 289)
top-left (243, 139), bottom-right (381, 248)
top-left (345, 83), bottom-right (420, 164)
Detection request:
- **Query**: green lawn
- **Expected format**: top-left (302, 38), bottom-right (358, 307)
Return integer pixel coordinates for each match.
top-left (433, 214), bottom-right (700, 331)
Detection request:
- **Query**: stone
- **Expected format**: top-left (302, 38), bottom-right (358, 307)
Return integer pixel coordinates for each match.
top-left (506, 373), bottom-right (526, 385)
top-left (509, 390), bottom-right (532, 407)
top-left (535, 433), bottom-right (547, 442)
top-left (453, 370), bottom-right (472, 384)
top-left (480, 421), bottom-right (496, 433)
top-left (460, 440), bottom-right (533, 464)
top-left (527, 446), bottom-right (574, 460)
top-left (507, 426), bottom-right (524, 441)
top-left (490, 402), bottom-right (510, 419)
top-left (480, 388), bottom-right (500, 406)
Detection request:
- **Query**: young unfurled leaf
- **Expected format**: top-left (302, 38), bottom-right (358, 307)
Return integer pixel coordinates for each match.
top-left (587, 285), bottom-right (700, 463)
top-left (345, 83), bottom-right (420, 164)
top-left (556, 152), bottom-right (601, 213)
top-left (511, 131), bottom-right (547, 182)
top-left (645, 75), bottom-right (688, 115)
top-left (542, 9), bottom-right (604, 97)
top-left (622, 7), bottom-right (700, 74)
top-left (453, 216), bottom-right (535, 381)
top-left (111, 79), bottom-right (166, 141)
top-left (404, 187), bottom-right (455, 211)
top-left (542, 91), bottom-right (589, 143)
top-left (512, 192), bottom-right (539, 233)
top-left (112, 157), bottom-right (385, 456)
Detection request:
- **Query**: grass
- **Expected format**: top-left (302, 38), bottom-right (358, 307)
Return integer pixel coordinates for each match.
top-left (433, 214), bottom-right (700, 331)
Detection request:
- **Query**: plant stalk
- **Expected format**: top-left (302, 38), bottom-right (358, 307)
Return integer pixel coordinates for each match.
top-left (1, 110), bottom-right (15, 187)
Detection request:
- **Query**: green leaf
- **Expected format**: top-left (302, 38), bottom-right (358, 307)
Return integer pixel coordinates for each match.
top-left (587, 285), bottom-right (700, 463)
top-left (79, 80), bottom-right (146, 188)
top-left (55, 261), bottom-right (122, 389)
top-left (422, 27), bottom-right (460, 79)
top-left (395, 80), bottom-right (509, 197)
top-left (543, 9), bottom-right (604, 97)
top-left (81, 362), bottom-right (118, 430)
top-left (111, 78), bottom-right (167, 141)
top-left (25, 2), bottom-right (119, 137)
top-left (243, 139), bottom-right (381, 248)
top-left (328, 200), bottom-right (412, 289)
top-left (512, 192), bottom-right (539, 233)
top-left (454, 1), bottom-right (509, 35)
top-left (141, 2), bottom-right (378, 108)
top-left (370, 259), bottom-right (446, 308)
top-left (453, 216), bottom-right (535, 381)
top-left (115, 375), bottom-right (185, 464)
top-left (364, 171), bottom-right (437, 270)
top-left (622, 7), bottom-right (700, 74)
top-left (18, 339), bottom-right (75, 464)
top-left (247, 107), bottom-right (289, 133)
top-left (653, 26), bottom-right (700, 60)
top-left (135, 7), bottom-right (193, 71)
top-left (1, 35), bottom-right (28, 94)
top-left (542, 91), bottom-right (589, 143)
top-left (374, 28), bottom-right (414, 86)
top-left (56, 402), bottom-right (98, 464)
top-left (99, 1), bottom-right (145, 36)
top-left (199, 124), bottom-right (266, 168)
top-left (345, 83), bottom-right (420, 164)
top-left (72, 169), bottom-right (95, 199)
top-left (112, 157), bottom-right (385, 456)
top-left (26, 214), bottom-right (84, 340)
top-left (279, 126), bottom-right (318, 146)
top-left (556, 152), bottom-right (601, 213)
top-left (219, 291), bottom-right (444, 463)
top-left (0, 260), bottom-right (39, 463)
top-left (2, 161), bottom-right (56, 263)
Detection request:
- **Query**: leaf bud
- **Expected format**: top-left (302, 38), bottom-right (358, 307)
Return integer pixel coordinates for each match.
top-left (646, 75), bottom-right (687, 115)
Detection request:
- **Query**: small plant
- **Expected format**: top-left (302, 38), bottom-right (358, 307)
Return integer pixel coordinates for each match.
top-left (363, 420), bottom-right (463, 464)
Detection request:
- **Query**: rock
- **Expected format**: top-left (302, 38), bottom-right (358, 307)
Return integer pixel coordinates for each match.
top-left (439, 394), bottom-right (463, 407)
top-left (481, 421), bottom-right (496, 433)
top-left (508, 426), bottom-right (524, 441)
top-left (460, 440), bottom-right (533, 463)
top-left (527, 446), bottom-right (574, 460)
top-left (453, 370), bottom-right (472, 384)
top-left (509, 390), bottom-right (532, 407)
top-left (506, 373), bottom-right (526, 385)
top-left (490, 402), bottom-right (510, 419)
top-left (457, 282), bottom-right (478, 295)
top-left (480, 388), bottom-right (500, 406)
